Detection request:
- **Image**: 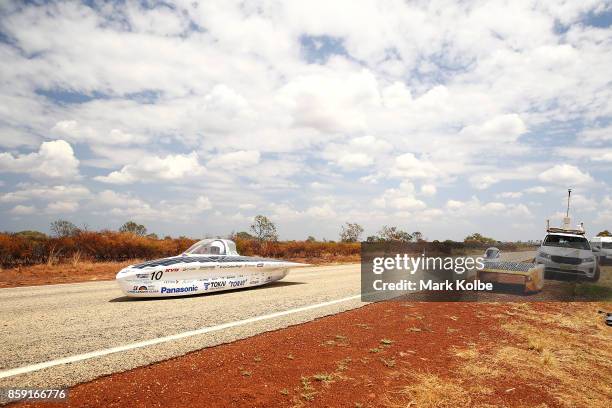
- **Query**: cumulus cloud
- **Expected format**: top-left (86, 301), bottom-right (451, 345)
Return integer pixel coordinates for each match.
top-left (279, 68), bottom-right (380, 133)
top-left (497, 191), bottom-right (523, 199)
top-left (46, 201), bottom-right (79, 214)
top-left (10, 205), bottom-right (36, 215)
top-left (334, 153), bottom-right (373, 170)
top-left (52, 120), bottom-right (147, 145)
top-left (93, 190), bottom-right (212, 221)
top-left (420, 184), bottom-right (437, 196)
top-left (374, 182), bottom-right (427, 211)
top-left (538, 164), bottom-right (594, 186)
top-left (95, 152), bottom-right (204, 184)
top-left (0, 184), bottom-right (91, 203)
top-left (305, 204), bottom-right (337, 218)
top-left (0, 140), bottom-right (79, 180)
top-left (391, 153), bottom-right (440, 180)
top-left (524, 186), bottom-right (547, 194)
top-left (323, 135), bottom-right (391, 170)
top-left (207, 150), bottom-right (260, 170)
top-left (445, 197), bottom-right (532, 217)
top-left (459, 114), bottom-right (527, 143)
top-left (579, 125), bottom-right (612, 144)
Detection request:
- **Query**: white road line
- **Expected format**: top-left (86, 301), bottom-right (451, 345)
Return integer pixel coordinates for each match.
top-left (0, 294), bottom-right (362, 379)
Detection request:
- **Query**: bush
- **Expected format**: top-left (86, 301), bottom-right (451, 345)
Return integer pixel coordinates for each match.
top-left (0, 231), bottom-right (361, 268)
top-left (0, 231), bottom-right (197, 267)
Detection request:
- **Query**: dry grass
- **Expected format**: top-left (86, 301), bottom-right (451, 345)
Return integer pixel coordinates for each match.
top-left (494, 304), bottom-right (612, 407)
top-left (385, 372), bottom-right (472, 408)
top-left (384, 294), bottom-right (610, 408)
top-left (449, 301), bottom-right (611, 408)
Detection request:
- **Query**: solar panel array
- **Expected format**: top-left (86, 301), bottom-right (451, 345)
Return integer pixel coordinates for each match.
top-left (132, 256), bottom-right (285, 269)
top-left (482, 261), bottom-right (535, 272)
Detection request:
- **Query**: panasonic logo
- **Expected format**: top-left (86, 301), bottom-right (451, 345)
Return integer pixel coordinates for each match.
top-left (160, 286), bottom-right (198, 294)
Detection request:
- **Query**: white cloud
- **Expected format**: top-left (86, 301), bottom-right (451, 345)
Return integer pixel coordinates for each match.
top-left (335, 152), bottom-right (373, 170)
top-left (420, 184), bottom-right (437, 196)
top-left (374, 182), bottom-right (427, 211)
top-left (445, 197), bottom-right (532, 217)
top-left (95, 152), bottom-right (204, 184)
top-left (524, 186), bottom-right (547, 194)
top-left (324, 135), bottom-right (390, 170)
top-left (565, 193), bottom-right (596, 213)
top-left (207, 150), bottom-right (260, 170)
top-left (52, 120), bottom-right (146, 145)
top-left (538, 164), bottom-right (594, 186)
top-left (93, 190), bottom-right (212, 221)
top-left (46, 200), bottom-right (79, 213)
top-left (10, 205), bottom-right (36, 215)
top-left (392, 153), bottom-right (440, 180)
top-left (0, 140), bottom-right (79, 180)
top-left (579, 125), bottom-right (612, 144)
top-left (496, 191), bottom-right (523, 199)
top-left (194, 196), bottom-right (212, 211)
top-left (0, 184), bottom-right (91, 203)
top-left (305, 204), bottom-right (336, 218)
top-left (279, 67), bottom-right (380, 133)
top-left (458, 114), bottom-right (527, 143)
top-left (469, 174), bottom-right (500, 190)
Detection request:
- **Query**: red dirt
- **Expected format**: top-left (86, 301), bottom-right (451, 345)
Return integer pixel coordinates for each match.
top-left (13, 301), bottom-right (588, 408)
top-left (0, 261), bottom-right (137, 288)
top-left (0, 256), bottom-right (359, 288)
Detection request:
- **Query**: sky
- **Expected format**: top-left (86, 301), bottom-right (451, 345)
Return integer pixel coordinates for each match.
top-left (0, 0), bottom-right (611, 242)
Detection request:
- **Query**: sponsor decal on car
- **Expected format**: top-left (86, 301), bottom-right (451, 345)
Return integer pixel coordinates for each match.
top-left (135, 274), bottom-right (150, 279)
top-left (229, 278), bottom-right (248, 288)
top-left (128, 285), bottom-right (158, 294)
top-left (160, 286), bottom-right (198, 294)
top-left (202, 281), bottom-right (227, 290)
top-left (257, 263), bottom-right (264, 268)
top-left (199, 265), bottom-right (216, 270)
top-left (165, 268), bottom-right (180, 273)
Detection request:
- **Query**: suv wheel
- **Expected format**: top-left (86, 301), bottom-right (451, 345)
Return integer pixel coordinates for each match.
top-left (589, 265), bottom-right (601, 283)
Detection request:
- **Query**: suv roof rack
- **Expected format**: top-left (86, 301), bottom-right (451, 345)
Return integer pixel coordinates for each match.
top-left (546, 227), bottom-right (585, 235)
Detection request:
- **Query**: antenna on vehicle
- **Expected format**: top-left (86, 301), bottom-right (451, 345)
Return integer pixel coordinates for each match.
top-left (566, 188), bottom-right (572, 217)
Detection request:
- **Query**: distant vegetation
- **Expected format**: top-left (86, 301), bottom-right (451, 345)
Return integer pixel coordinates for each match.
top-left (339, 222), bottom-right (364, 243)
top-left (463, 232), bottom-right (497, 245)
top-left (0, 216), bottom-right (359, 268)
top-left (0, 216), bottom-right (534, 268)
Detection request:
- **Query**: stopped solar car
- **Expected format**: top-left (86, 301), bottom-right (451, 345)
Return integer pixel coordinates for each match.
top-left (478, 247), bottom-right (545, 293)
top-left (116, 239), bottom-right (307, 297)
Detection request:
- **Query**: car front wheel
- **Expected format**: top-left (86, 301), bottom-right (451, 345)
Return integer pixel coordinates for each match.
top-left (588, 265), bottom-right (601, 283)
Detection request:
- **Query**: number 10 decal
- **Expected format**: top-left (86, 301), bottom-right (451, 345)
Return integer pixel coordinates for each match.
top-left (150, 271), bottom-right (163, 280)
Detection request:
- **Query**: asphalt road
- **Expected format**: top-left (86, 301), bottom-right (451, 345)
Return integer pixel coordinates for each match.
top-left (0, 264), bottom-right (366, 393)
top-left (0, 251), bottom-right (536, 394)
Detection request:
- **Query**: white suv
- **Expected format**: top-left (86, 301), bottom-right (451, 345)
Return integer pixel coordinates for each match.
top-left (591, 236), bottom-right (612, 265)
top-left (535, 232), bottom-right (599, 282)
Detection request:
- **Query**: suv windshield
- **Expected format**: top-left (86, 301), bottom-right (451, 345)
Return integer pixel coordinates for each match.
top-left (544, 235), bottom-right (590, 250)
